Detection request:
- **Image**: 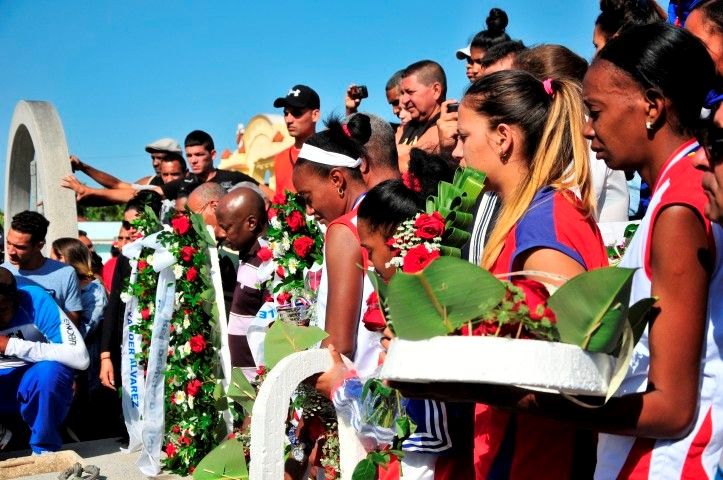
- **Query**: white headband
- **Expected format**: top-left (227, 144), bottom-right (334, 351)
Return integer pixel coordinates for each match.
top-left (298, 143), bottom-right (361, 168)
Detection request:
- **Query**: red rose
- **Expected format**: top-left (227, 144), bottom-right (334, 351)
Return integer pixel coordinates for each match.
top-left (276, 291), bottom-right (292, 305)
top-left (189, 334), bottom-right (206, 353)
top-left (171, 215), bottom-right (191, 235)
top-left (511, 278), bottom-right (550, 317)
top-left (272, 193), bottom-right (287, 205)
top-left (186, 266), bottom-right (198, 282)
top-left (362, 306), bottom-right (386, 332)
top-left (140, 308), bottom-right (151, 321)
top-left (402, 245), bottom-right (440, 273)
top-left (179, 436), bottom-right (191, 446)
top-left (276, 265), bottom-right (286, 278)
top-left (137, 259), bottom-right (148, 271)
top-left (286, 210), bottom-right (305, 232)
top-left (292, 236), bottom-right (315, 258)
top-left (172, 425), bottom-right (181, 434)
top-left (414, 211), bottom-right (446, 240)
top-left (256, 365), bottom-right (266, 376)
top-left (165, 442), bottom-right (177, 457)
top-left (185, 378), bottom-right (203, 397)
top-left (324, 466), bottom-right (337, 480)
top-left (267, 207), bottom-right (278, 219)
top-left (263, 292), bottom-right (274, 303)
top-left (257, 246), bottom-right (273, 262)
top-left (180, 246), bottom-right (197, 263)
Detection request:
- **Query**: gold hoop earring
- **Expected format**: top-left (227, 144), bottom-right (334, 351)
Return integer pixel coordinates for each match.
top-left (338, 187), bottom-right (344, 197)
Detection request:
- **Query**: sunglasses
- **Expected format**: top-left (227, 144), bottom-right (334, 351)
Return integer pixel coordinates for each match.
top-left (698, 124), bottom-right (723, 164)
top-left (122, 220), bottom-right (133, 230)
top-left (116, 235), bottom-right (133, 242)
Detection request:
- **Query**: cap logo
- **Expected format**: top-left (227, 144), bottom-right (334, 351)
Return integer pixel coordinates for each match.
top-left (288, 88), bottom-right (301, 97)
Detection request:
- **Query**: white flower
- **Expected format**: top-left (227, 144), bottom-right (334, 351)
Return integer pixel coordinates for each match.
top-left (173, 391), bottom-right (186, 405)
top-left (120, 292), bottom-right (132, 304)
top-left (270, 217), bottom-right (282, 230)
top-left (288, 258), bottom-right (299, 275)
top-left (146, 254), bottom-right (154, 266)
top-left (183, 316), bottom-right (190, 329)
top-left (281, 232), bottom-right (291, 250)
top-left (180, 342), bottom-right (191, 358)
top-left (271, 240), bottom-right (287, 257)
top-left (186, 366), bottom-right (196, 380)
top-left (173, 264), bottom-right (184, 280)
top-left (188, 395), bottom-right (195, 409)
top-left (174, 292), bottom-right (183, 309)
top-left (163, 224), bottom-right (173, 232)
top-left (187, 425), bottom-right (195, 437)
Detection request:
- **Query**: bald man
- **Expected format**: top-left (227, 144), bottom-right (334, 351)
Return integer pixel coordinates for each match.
top-left (216, 188), bottom-right (268, 376)
top-left (188, 182), bottom-right (236, 317)
top-left (188, 181), bottom-right (226, 230)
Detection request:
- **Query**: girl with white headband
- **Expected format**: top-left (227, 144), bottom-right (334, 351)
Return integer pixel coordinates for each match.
top-left (292, 114), bottom-right (382, 379)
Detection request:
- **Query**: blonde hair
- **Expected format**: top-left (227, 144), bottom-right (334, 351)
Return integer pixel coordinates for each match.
top-left (51, 237), bottom-right (95, 281)
top-left (461, 72), bottom-right (594, 269)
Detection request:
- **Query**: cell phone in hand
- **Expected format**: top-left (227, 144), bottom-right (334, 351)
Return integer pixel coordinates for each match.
top-left (447, 102), bottom-right (459, 113)
top-left (351, 85), bottom-right (369, 100)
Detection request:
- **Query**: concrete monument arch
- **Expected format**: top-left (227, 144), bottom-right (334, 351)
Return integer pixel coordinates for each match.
top-left (4, 100), bottom-right (77, 249)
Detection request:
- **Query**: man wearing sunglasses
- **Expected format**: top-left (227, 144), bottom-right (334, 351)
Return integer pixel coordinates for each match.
top-left (694, 107), bottom-right (723, 224)
top-left (273, 84), bottom-right (321, 195)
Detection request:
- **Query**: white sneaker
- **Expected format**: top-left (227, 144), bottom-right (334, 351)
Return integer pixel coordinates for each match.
top-left (0, 424), bottom-right (11, 450)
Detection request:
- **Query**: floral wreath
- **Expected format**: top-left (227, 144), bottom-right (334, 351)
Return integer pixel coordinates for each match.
top-left (123, 209), bottom-right (226, 476)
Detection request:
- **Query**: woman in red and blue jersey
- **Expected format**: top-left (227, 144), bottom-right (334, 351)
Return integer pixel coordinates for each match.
top-left (451, 70), bottom-right (608, 478)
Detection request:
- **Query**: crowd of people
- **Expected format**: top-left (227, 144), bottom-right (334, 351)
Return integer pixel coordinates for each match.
top-left (1, 0), bottom-right (723, 478)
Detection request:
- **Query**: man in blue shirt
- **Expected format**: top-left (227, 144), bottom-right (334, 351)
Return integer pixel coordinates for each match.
top-left (2, 211), bottom-right (83, 327)
top-left (0, 268), bottom-right (89, 453)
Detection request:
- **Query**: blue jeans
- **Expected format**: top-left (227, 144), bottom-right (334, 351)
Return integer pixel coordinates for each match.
top-left (0, 361), bottom-right (74, 452)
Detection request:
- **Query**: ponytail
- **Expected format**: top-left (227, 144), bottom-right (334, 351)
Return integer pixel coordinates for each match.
top-left (471, 73), bottom-right (594, 269)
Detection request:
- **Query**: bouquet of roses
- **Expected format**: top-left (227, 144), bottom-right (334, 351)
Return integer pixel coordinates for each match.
top-left (260, 191), bottom-right (324, 323)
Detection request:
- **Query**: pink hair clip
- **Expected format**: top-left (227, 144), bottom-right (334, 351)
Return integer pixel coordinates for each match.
top-left (341, 123), bottom-right (352, 138)
top-left (542, 78), bottom-right (555, 97)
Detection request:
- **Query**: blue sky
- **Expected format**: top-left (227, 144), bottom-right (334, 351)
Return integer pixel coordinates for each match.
top-left (0, 1), bottom-right (611, 204)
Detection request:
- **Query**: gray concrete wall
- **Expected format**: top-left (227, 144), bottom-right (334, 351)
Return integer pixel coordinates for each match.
top-left (4, 101), bottom-right (78, 254)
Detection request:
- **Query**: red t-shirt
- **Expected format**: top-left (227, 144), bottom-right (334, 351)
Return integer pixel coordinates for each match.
top-left (274, 145), bottom-right (300, 195)
top-left (477, 188), bottom-right (608, 480)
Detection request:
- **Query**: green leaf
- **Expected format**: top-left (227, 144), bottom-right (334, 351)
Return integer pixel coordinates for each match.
top-left (628, 297), bottom-right (657, 345)
top-left (264, 321), bottom-right (328, 370)
top-left (352, 458), bottom-right (377, 480)
top-left (445, 210), bottom-right (473, 231)
top-left (439, 246), bottom-right (462, 258)
top-left (548, 267), bottom-right (635, 353)
top-left (191, 213), bottom-right (216, 246)
top-left (395, 416), bottom-right (411, 438)
top-left (366, 271), bottom-right (388, 304)
top-left (193, 438), bottom-right (248, 480)
top-left (227, 367), bottom-right (256, 415)
top-left (387, 257), bottom-right (506, 340)
top-left (606, 322), bottom-right (635, 402)
top-left (442, 226), bottom-right (471, 248)
top-left (369, 450), bottom-right (390, 465)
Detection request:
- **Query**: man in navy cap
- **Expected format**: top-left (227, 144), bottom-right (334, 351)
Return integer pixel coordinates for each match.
top-left (272, 84), bottom-right (320, 195)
